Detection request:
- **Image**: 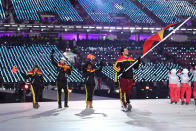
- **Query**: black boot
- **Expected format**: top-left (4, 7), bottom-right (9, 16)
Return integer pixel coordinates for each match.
top-left (58, 102), bottom-right (62, 108)
top-left (186, 102), bottom-right (189, 105)
top-left (181, 101), bottom-right (185, 105)
top-left (64, 102), bottom-right (68, 108)
top-left (175, 102), bottom-right (177, 104)
top-left (195, 99), bottom-right (196, 105)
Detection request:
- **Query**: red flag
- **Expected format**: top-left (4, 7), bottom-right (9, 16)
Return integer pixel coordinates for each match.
top-left (143, 22), bottom-right (179, 55)
top-left (87, 54), bottom-right (96, 60)
top-left (12, 66), bottom-right (18, 74)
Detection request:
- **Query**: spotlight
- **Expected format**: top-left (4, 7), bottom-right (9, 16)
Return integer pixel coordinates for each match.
top-left (24, 84), bottom-right (29, 90)
top-left (145, 86), bottom-right (150, 90)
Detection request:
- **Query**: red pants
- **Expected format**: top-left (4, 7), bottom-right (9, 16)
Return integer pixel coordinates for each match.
top-left (181, 83), bottom-right (192, 103)
top-left (120, 78), bottom-right (133, 105)
top-left (169, 84), bottom-right (180, 102)
top-left (193, 81), bottom-right (196, 99)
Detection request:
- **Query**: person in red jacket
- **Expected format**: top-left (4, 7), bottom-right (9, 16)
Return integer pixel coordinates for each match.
top-left (190, 66), bottom-right (196, 105)
top-left (26, 65), bottom-right (43, 109)
top-left (113, 47), bottom-right (140, 112)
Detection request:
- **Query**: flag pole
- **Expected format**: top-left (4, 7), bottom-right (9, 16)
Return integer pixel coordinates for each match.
top-left (118, 17), bottom-right (191, 79)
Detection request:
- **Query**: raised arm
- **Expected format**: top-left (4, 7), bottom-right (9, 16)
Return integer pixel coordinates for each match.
top-left (51, 49), bottom-right (58, 67)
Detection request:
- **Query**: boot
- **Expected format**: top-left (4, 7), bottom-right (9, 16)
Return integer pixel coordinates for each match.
top-left (86, 101), bottom-right (89, 108)
top-left (175, 102), bottom-right (177, 104)
top-left (170, 101), bottom-right (174, 104)
top-left (89, 101), bottom-right (93, 108)
top-left (33, 103), bottom-right (36, 109)
top-left (35, 102), bottom-right (40, 109)
top-left (195, 99), bottom-right (196, 105)
top-left (186, 102), bottom-right (189, 105)
top-left (58, 102), bottom-right (62, 108)
top-left (127, 103), bottom-right (132, 111)
top-left (64, 102), bottom-right (69, 108)
top-left (181, 101), bottom-right (185, 105)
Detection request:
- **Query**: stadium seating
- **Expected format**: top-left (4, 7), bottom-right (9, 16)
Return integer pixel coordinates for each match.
top-left (0, 0), bottom-right (5, 20)
top-left (138, 0), bottom-right (196, 23)
top-left (11, 0), bottom-right (83, 21)
top-left (76, 40), bottom-right (195, 82)
top-left (0, 44), bottom-right (84, 83)
top-left (78, 0), bottom-right (154, 23)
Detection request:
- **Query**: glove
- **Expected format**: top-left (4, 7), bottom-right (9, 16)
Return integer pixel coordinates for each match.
top-left (178, 69), bottom-right (181, 73)
top-left (114, 82), bottom-right (120, 89)
top-left (51, 49), bottom-right (55, 55)
top-left (137, 57), bottom-right (141, 64)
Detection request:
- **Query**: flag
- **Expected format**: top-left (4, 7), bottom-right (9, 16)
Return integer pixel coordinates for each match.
top-left (143, 22), bottom-right (180, 55)
top-left (12, 66), bottom-right (18, 74)
top-left (87, 54), bottom-right (96, 60)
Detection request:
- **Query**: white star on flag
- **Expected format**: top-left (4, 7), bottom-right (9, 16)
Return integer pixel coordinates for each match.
top-left (168, 27), bottom-right (174, 31)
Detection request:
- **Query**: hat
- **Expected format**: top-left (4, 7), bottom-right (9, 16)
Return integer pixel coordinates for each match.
top-left (60, 57), bottom-right (66, 61)
top-left (182, 68), bottom-right (188, 74)
top-left (171, 69), bottom-right (177, 74)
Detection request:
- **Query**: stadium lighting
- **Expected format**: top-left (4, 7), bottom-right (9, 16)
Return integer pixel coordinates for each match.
top-left (55, 26), bottom-right (61, 28)
top-left (110, 27), bottom-right (115, 30)
top-left (156, 28), bottom-right (161, 30)
top-left (143, 27), bottom-right (148, 30)
top-left (129, 27), bottom-right (135, 30)
top-left (145, 86), bottom-right (150, 90)
top-left (40, 26), bottom-right (46, 28)
top-left (104, 27), bottom-right (110, 29)
top-left (96, 26), bottom-right (102, 29)
top-left (76, 26), bottom-right (82, 28)
top-left (149, 27), bottom-right (155, 30)
top-left (116, 27), bottom-right (122, 30)
top-left (123, 27), bottom-right (129, 30)
top-left (181, 28), bottom-right (186, 30)
top-left (89, 26), bottom-right (95, 29)
top-left (24, 84), bottom-right (29, 90)
top-left (4, 25), bottom-right (10, 27)
top-left (12, 25), bottom-right (18, 27)
top-left (83, 26), bottom-right (88, 29)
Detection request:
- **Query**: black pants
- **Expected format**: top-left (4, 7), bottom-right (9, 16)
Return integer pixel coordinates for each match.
top-left (85, 84), bottom-right (95, 102)
top-left (57, 81), bottom-right (69, 106)
top-left (31, 84), bottom-right (40, 104)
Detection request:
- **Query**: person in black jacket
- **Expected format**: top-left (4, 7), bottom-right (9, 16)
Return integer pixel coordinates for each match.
top-left (51, 49), bottom-right (72, 108)
top-left (113, 47), bottom-right (140, 112)
top-left (26, 65), bottom-right (43, 109)
top-left (83, 61), bottom-right (103, 108)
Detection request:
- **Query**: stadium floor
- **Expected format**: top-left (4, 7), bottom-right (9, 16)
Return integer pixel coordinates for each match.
top-left (0, 98), bottom-right (196, 131)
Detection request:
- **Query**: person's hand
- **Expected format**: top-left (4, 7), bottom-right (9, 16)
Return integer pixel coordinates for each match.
top-left (137, 57), bottom-right (141, 64)
top-left (114, 82), bottom-right (119, 89)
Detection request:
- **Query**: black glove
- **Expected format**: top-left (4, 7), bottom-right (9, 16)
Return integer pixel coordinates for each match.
top-left (51, 49), bottom-right (55, 55)
top-left (114, 82), bottom-right (120, 89)
top-left (137, 57), bottom-right (141, 64)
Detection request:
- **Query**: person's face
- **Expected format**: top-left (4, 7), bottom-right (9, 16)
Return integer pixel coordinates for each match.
top-left (34, 67), bottom-right (39, 73)
top-left (88, 64), bottom-right (92, 69)
top-left (60, 59), bottom-right (65, 64)
top-left (123, 48), bottom-right (129, 56)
